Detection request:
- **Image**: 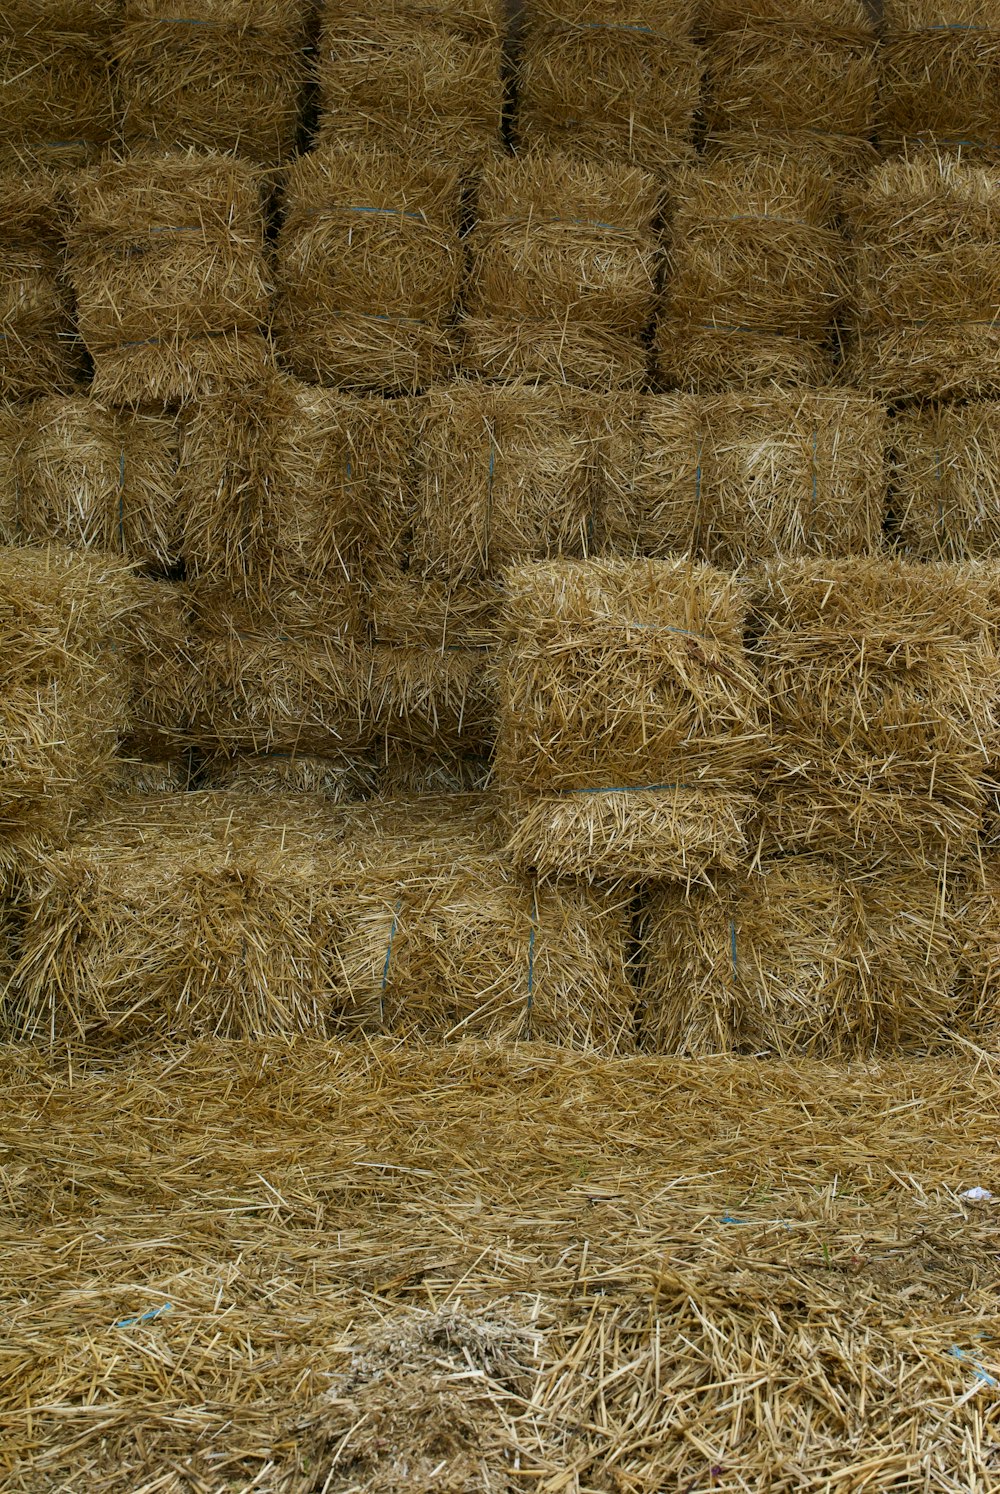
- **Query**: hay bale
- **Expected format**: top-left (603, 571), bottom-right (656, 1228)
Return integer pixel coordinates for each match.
top-left (0, 545), bottom-right (136, 847)
top-left (121, 577), bottom-right (192, 760)
top-left (274, 145), bottom-right (464, 394)
top-left (703, 128), bottom-right (880, 201)
top-left (13, 394), bottom-right (179, 571)
top-left (881, 2), bottom-right (1000, 158)
top-left (377, 744), bottom-right (492, 796)
top-left (463, 151), bottom-right (660, 391)
top-left (0, 0), bottom-right (117, 160)
top-left (641, 857), bottom-right (960, 1056)
top-left (892, 402), bottom-right (1000, 560)
top-left (498, 557), bottom-right (761, 882)
top-left (845, 154), bottom-right (1000, 400)
top-left (518, 0), bottom-right (701, 174)
top-left (114, 0), bottom-right (308, 165)
top-left (315, 11), bottom-right (503, 165)
top-left (202, 751), bottom-right (379, 801)
top-left (9, 791), bottom-right (346, 1041)
top-left (753, 556), bottom-right (997, 869)
top-left (0, 404), bottom-right (21, 544)
top-left (656, 151), bottom-right (847, 391)
top-left (954, 858), bottom-right (1000, 1045)
top-left (0, 172), bottom-right (80, 399)
top-left (110, 756), bottom-right (192, 793)
top-left (335, 795), bottom-right (636, 1049)
top-left (67, 150), bottom-right (273, 406)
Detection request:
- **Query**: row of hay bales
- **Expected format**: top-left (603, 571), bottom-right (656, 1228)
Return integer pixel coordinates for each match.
top-left (5, 147), bottom-right (1000, 404)
top-left (4, 1), bottom-right (1000, 172)
top-left (1, 544), bottom-right (999, 1053)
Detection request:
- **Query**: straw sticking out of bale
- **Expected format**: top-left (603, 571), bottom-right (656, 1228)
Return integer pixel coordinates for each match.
top-left (518, 0), bottom-right (701, 174)
top-left (881, 2), bottom-right (1000, 157)
top-left (202, 751), bottom-right (379, 801)
top-left (0, 0), bottom-right (117, 160)
top-left (274, 146), bottom-right (464, 393)
top-left (892, 402), bottom-right (1000, 559)
top-left (641, 858), bottom-right (960, 1056)
top-left (0, 173), bottom-right (80, 399)
top-left (846, 154), bottom-right (1000, 400)
top-left (68, 150), bottom-right (273, 406)
top-left (114, 0), bottom-right (308, 165)
top-left (121, 577), bottom-right (192, 760)
top-left (377, 744), bottom-right (492, 796)
top-left (498, 557), bottom-right (761, 882)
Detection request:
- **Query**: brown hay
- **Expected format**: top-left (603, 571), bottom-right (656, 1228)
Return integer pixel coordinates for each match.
top-left (13, 394), bottom-right (179, 571)
top-left (463, 151), bottom-right (660, 390)
top-left (274, 145), bottom-right (464, 393)
top-left (954, 856), bottom-right (1000, 1044)
top-left (753, 556), bottom-right (998, 869)
top-left (0, 0), bottom-right (116, 157)
top-left (314, 13), bottom-right (503, 165)
top-left (657, 151), bottom-right (847, 390)
top-left (378, 743), bottom-right (493, 795)
top-left (335, 795), bottom-right (636, 1049)
top-left (518, 0), bottom-right (701, 174)
top-left (892, 402), bottom-right (1000, 559)
top-left (67, 150), bottom-right (273, 406)
top-left (704, 126), bottom-right (881, 193)
top-left (641, 858), bottom-right (960, 1057)
top-left (110, 756), bottom-right (193, 794)
top-left (202, 751), bottom-right (379, 801)
top-left (120, 577), bottom-right (192, 759)
top-left (498, 557), bottom-right (762, 882)
top-left (881, 1), bottom-right (1000, 157)
top-left (114, 0), bottom-right (308, 165)
top-left (0, 171), bottom-right (81, 399)
top-left (0, 403), bottom-right (22, 544)
top-left (845, 153), bottom-right (1000, 400)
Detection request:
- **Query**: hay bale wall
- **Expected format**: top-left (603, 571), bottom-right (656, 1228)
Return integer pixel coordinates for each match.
top-left (892, 402), bottom-right (1000, 559)
top-left (0, 0), bottom-right (117, 167)
top-left (0, 173), bottom-right (80, 399)
top-left (881, 1), bottom-right (1000, 157)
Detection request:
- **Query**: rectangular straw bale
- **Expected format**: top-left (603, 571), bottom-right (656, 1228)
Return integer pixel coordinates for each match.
top-left (881, 1), bottom-right (1000, 157)
top-left (0, 172), bottom-right (81, 399)
top-left (656, 150), bottom-right (847, 391)
top-left (640, 857), bottom-right (959, 1056)
top-left (334, 794), bottom-right (636, 1050)
top-left (67, 150), bottom-right (273, 406)
top-left (0, 0), bottom-right (117, 160)
top-left (518, 0), bottom-right (701, 174)
top-left (114, 0), bottom-right (308, 165)
top-left (377, 744), bottom-right (493, 796)
top-left (498, 557), bottom-right (762, 882)
top-left (274, 145), bottom-right (464, 393)
top-left (120, 577), bottom-right (192, 760)
top-left (13, 394), bottom-right (179, 571)
top-left (315, 12), bottom-right (503, 165)
top-left (892, 402), bottom-right (1000, 559)
top-left (845, 155), bottom-right (1000, 400)
top-left (463, 151), bottom-right (660, 391)
top-left (753, 556), bottom-right (998, 869)
top-left (201, 751), bottom-right (379, 802)
top-left (954, 858), bottom-right (1000, 1046)
top-left (9, 791), bottom-right (346, 1042)
top-left (598, 392), bottom-right (705, 558)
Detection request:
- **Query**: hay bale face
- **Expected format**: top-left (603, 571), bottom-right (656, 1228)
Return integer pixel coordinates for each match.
top-left (641, 858), bottom-right (959, 1057)
top-left (753, 557), bottom-right (997, 868)
top-left (955, 859), bottom-right (1000, 1046)
top-left (892, 403), bottom-right (1000, 560)
top-left (121, 577), bottom-right (192, 759)
top-left (0, 174), bottom-right (80, 399)
top-left (14, 395), bottom-right (179, 571)
top-left (881, 2), bottom-right (1000, 157)
top-left (498, 557), bottom-right (761, 882)
top-left (657, 153), bottom-right (847, 391)
top-left (68, 151), bottom-right (273, 406)
top-left (274, 146), bottom-right (464, 394)
top-left (0, 0), bottom-right (117, 160)
top-left (597, 392), bottom-right (703, 559)
top-left (519, 0), bottom-right (701, 174)
top-left (202, 752), bottom-right (379, 801)
top-left (463, 152), bottom-right (660, 390)
top-left (114, 0), bottom-right (308, 165)
top-left (846, 155), bottom-right (1000, 400)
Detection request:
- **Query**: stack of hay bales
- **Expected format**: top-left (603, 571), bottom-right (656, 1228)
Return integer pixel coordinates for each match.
top-left (0, 0), bottom-right (117, 173)
top-left (0, 173), bottom-right (80, 399)
top-left (335, 795), bottom-right (636, 1049)
top-left (517, 0), bottom-right (701, 174)
top-left (845, 155), bottom-right (1000, 400)
top-left (273, 145), bottom-right (465, 394)
top-left (881, 1), bottom-right (1000, 158)
top-left (752, 556), bottom-right (997, 870)
top-left (497, 557), bottom-right (762, 882)
top-left (892, 403), bottom-right (1000, 559)
top-left (657, 151), bottom-right (848, 390)
top-left (463, 151), bottom-right (660, 391)
top-left (67, 150), bottom-right (273, 406)
top-left (113, 0), bottom-right (308, 165)
top-left (640, 858), bottom-right (960, 1056)
top-left (314, 0), bottom-right (503, 165)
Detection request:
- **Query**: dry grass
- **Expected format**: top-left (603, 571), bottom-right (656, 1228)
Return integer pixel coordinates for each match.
top-left (498, 557), bottom-right (762, 881)
top-left (0, 0), bottom-right (116, 158)
top-left (67, 149), bottom-right (273, 406)
top-left (892, 401), bottom-right (1000, 560)
top-left (114, 0), bottom-right (308, 165)
top-left (274, 145), bottom-right (464, 393)
top-left (954, 856), bottom-right (1000, 1046)
top-left (202, 752), bottom-right (379, 801)
top-left (1, 1042), bottom-right (998, 1488)
top-left (0, 171), bottom-right (80, 399)
top-left (882, 0), bottom-right (1000, 157)
top-left (753, 556), bottom-right (997, 869)
top-left (846, 153), bottom-right (1000, 399)
top-left (378, 743), bottom-right (493, 795)
top-left (120, 576), bottom-right (192, 760)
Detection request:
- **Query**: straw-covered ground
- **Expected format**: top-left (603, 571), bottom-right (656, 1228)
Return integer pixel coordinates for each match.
top-left (2, 1040), bottom-right (997, 1490)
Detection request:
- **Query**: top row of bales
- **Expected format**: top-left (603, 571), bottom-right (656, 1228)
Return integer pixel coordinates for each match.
top-left (4, 0), bottom-right (1000, 172)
